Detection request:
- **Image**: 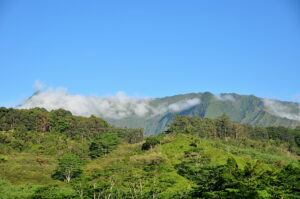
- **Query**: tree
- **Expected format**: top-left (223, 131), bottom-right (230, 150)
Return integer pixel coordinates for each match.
top-left (141, 136), bottom-right (160, 150)
top-left (50, 109), bottom-right (72, 133)
top-left (89, 133), bottom-right (121, 159)
top-left (52, 154), bottom-right (83, 183)
top-left (216, 114), bottom-right (232, 138)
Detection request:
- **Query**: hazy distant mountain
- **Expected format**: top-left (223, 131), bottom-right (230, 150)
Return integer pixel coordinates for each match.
top-left (19, 91), bottom-right (300, 135)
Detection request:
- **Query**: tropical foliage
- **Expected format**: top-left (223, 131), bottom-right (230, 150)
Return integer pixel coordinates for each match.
top-left (0, 109), bottom-right (299, 198)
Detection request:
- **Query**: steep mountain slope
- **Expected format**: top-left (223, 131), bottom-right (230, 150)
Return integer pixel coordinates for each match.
top-left (19, 91), bottom-right (300, 135)
top-left (108, 92), bottom-right (300, 135)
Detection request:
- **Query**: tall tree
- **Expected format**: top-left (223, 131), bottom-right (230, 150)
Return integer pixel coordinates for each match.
top-left (52, 154), bottom-right (83, 183)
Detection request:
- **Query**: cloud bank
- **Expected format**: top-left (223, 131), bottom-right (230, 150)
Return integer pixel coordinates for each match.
top-left (263, 99), bottom-right (300, 121)
top-left (19, 88), bottom-right (152, 119)
top-left (18, 86), bottom-right (201, 119)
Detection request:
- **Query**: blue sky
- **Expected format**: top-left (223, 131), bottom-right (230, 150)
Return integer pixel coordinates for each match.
top-left (0, 0), bottom-right (299, 107)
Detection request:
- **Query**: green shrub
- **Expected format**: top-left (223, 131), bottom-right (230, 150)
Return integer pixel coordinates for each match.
top-left (0, 155), bottom-right (8, 163)
top-left (32, 184), bottom-right (76, 199)
top-left (142, 136), bottom-right (160, 150)
top-left (29, 144), bottom-right (45, 154)
top-left (0, 177), bottom-right (36, 199)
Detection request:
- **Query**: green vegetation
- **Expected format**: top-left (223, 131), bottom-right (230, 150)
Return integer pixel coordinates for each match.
top-left (89, 133), bottom-right (121, 158)
top-left (141, 136), bottom-right (160, 150)
top-left (52, 154), bottom-right (83, 183)
top-left (0, 108), bottom-right (299, 198)
top-left (0, 107), bottom-right (144, 143)
top-left (32, 184), bottom-right (76, 199)
top-left (168, 115), bottom-right (300, 155)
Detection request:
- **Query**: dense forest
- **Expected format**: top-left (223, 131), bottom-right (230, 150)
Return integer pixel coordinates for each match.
top-left (168, 115), bottom-right (300, 155)
top-left (0, 108), bottom-right (299, 198)
top-left (0, 107), bottom-right (144, 143)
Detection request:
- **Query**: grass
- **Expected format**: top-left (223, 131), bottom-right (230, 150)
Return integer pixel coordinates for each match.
top-left (84, 139), bottom-right (194, 196)
top-left (0, 152), bottom-right (59, 185)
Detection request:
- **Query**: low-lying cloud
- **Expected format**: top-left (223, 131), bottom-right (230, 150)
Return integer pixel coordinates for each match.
top-left (263, 99), bottom-right (300, 121)
top-left (168, 98), bottom-right (200, 112)
top-left (145, 98), bottom-right (201, 117)
top-left (214, 94), bottom-right (235, 102)
top-left (18, 85), bottom-right (201, 119)
top-left (19, 88), bottom-right (152, 119)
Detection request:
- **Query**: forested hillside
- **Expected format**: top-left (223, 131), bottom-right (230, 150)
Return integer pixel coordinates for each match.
top-left (0, 109), bottom-right (299, 198)
top-left (168, 115), bottom-right (300, 155)
top-left (0, 107), bottom-right (143, 143)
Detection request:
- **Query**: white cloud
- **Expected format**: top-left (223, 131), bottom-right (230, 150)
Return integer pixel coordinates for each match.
top-left (19, 88), bottom-right (152, 119)
top-left (168, 98), bottom-right (201, 112)
top-left (18, 84), bottom-right (201, 119)
top-left (149, 104), bottom-right (169, 117)
top-left (214, 94), bottom-right (235, 102)
top-left (263, 99), bottom-right (300, 121)
top-left (148, 98), bottom-right (201, 117)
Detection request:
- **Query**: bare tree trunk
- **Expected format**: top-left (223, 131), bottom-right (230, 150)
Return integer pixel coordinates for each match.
top-left (93, 183), bottom-right (96, 199)
top-left (139, 179), bottom-right (143, 199)
top-left (66, 170), bottom-right (72, 183)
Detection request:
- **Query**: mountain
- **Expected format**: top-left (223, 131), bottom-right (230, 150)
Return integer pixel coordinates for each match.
top-left (19, 91), bottom-right (300, 135)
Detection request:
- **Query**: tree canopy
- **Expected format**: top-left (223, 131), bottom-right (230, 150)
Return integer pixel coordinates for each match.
top-left (89, 133), bottom-right (121, 158)
top-left (52, 154), bottom-right (83, 183)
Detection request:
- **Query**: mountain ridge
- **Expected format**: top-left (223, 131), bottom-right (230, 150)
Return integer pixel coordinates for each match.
top-left (18, 91), bottom-right (300, 135)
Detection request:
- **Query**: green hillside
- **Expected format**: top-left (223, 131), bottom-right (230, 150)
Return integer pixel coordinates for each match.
top-left (0, 109), bottom-right (299, 198)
